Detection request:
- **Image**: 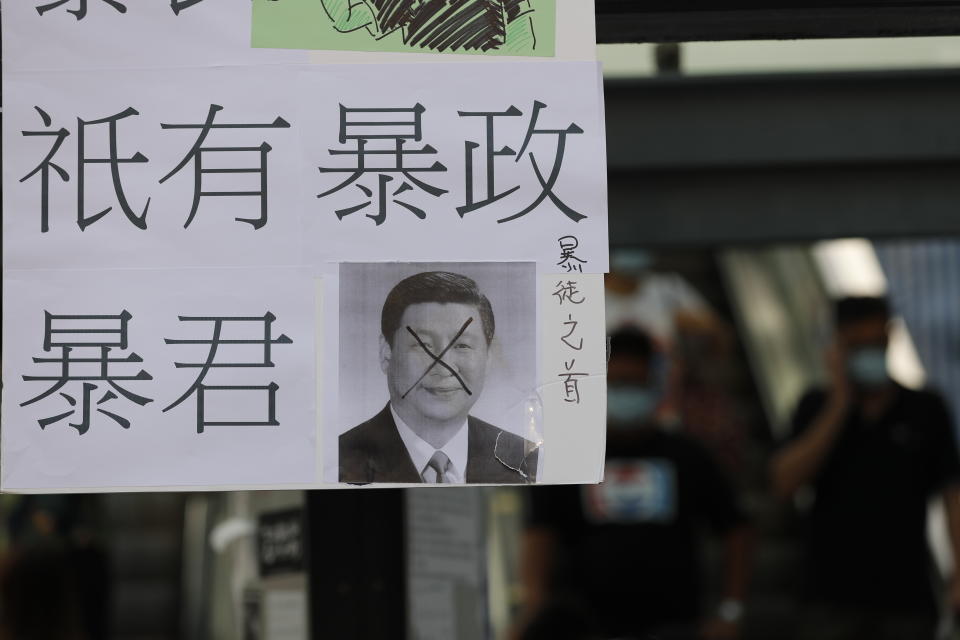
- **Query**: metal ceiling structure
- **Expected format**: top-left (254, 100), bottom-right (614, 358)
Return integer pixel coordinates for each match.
top-left (596, 3), bottom-right (960, 245)
top-left (596, 1), bottom-right (960, 43)
top-left (605, 69), bottom-right (960, 246)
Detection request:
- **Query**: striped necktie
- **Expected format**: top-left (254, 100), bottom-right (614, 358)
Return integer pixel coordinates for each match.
top-left (422, 450), bottom-right (452, 483)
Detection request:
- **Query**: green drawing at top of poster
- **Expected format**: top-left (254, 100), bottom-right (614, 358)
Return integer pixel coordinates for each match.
top-left (252, 0), bottom-right (556, 57)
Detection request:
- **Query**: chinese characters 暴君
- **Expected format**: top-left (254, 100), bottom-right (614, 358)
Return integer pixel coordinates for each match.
top-left (19, 310), bottom-right (293, 435)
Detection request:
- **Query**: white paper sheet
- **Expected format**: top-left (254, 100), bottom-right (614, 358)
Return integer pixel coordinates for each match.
top-left (297, 62), bottom-right (609, 273)
top-left (319, 269), bottom-right (606, 486)
top-left (2, 2), bottom-right (609, 493)
top-left (2, 271), bottom-right (606, 491)
top-left (3, 0), bottom-right (308, 73)
top-left (539, 273), bottom-right (607, 483)
top-left (2, 267), bottom-right (317, 490)
top-left (3, 0), bottom-right (595, 72)
top-left (4, 62), bottom-right (607, 274)
top-left (4, 66), bottom-right (303, 271)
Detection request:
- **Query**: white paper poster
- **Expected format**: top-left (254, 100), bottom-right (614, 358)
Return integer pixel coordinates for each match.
top-left (2, 268), bottom-right (317, 490)
top-left (5, 62), bottom-right (607, 272)
top-left (2, 0), bottom-right (608, 492)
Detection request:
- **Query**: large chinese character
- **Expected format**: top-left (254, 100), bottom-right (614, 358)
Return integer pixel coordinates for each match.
top-left (20, 107), bottom-right (70, 233)
top-left (457, 106), bottom-right (522, 216)
top-left (20, 311), bottom-right (153, 434)
top-left (78, 107), bottom-right (151, 231)
top-left (160, 104), bottom-right (291, 229)
top-left (163, 313), bottom-right (293, 433)
top-left (317, 104), bottom-right (447, 226)
top-left (36, 0), bottom-right (126, 20)
top-left (459, 101), bottom-right (585, 223)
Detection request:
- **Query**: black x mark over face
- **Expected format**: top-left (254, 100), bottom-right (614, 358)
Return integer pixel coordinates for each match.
top-left (383, 302), bottom-right (489, 427)
top-left (402, 317), bottom-right (474, 399)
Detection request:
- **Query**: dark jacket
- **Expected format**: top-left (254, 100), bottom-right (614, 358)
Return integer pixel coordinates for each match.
top-left (339, 404), bottom-right (539, 484)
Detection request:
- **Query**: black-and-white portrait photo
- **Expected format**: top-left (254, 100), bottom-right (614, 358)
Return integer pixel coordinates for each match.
top-left (338, 262), bottom-right (539, 484)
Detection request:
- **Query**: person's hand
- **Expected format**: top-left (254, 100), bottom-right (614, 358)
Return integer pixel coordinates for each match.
top-left (700, 617), bottom-right (740, 640)
top-left (824, 340), bottom-right (852, 412)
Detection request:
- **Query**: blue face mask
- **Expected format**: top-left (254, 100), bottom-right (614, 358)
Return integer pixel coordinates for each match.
top-left (607, 386), bottom-right (659, 425)
top-left (847, 347), bottom-right (888, 387)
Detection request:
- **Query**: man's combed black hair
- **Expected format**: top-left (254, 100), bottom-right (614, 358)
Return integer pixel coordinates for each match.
top-left (381, 271), bottom-right (495, 346)
top-left (834, 296), bottom-right (891, 328)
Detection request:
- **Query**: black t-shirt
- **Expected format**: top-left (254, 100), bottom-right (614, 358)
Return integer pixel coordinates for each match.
top-left (790, 384), bottom-right (960, 615)
top-left (528, 429), bottom-right (745, 636)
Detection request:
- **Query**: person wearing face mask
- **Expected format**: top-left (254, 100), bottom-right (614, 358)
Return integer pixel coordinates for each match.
top-left (605, 249), bottom-right (719, 343)
top-left (771, 296), bottom-right (960, 640)
top-left (515, 329), bottom-right (751, 640)
top-left (605, 249), bottom-right (743, 476)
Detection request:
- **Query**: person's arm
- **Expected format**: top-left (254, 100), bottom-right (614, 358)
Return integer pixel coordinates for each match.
top-left (518, 527), bottom-right (557, 618)
top-left (944, 485), bottom-right (960, 615)
top-left (512, 486), bottom-right (570, 640)
top-left (508, 527), bottom-right (559, 640)
top-left (700, 524), bottom-right (753, 640)
top-left (720, 524), bottom-right (751, 604)
top-left (917, 391), bottom-right (960, 616)
top-left (770, 344), bottom-right (851, 500)
top-left (688, 437), bottom-right (753, 640)
top-left (770, 399), bottom-right (846, 499)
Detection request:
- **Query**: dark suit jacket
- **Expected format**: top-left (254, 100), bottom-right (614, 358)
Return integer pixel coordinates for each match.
top-left (339, 404), bottom-right (539, 484)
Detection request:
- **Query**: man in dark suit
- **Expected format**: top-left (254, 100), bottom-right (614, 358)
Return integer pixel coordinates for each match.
top-left (340, 271), bottom-right (538, 484)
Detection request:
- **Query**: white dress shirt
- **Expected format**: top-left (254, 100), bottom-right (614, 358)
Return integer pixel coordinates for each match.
top-left (391, 404), bottom-right (468, 483)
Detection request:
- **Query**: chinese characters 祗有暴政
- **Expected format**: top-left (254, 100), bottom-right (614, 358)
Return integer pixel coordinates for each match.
top-left (22, 101), bottom-right (588, 231)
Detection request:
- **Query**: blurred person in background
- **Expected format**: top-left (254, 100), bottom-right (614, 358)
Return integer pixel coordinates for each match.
top-left (771, 296), bottom-right (960, 640)
top-left (605, 249), bottom-right (722, 344)
top-left (605, 249), bottom-right (746, 476)
top-left (0, 495), bottom-right (109, 640)
top-left (516, 328), bottom-right (752, 640)
top-left (0, 544), bottom-right (85, 640)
